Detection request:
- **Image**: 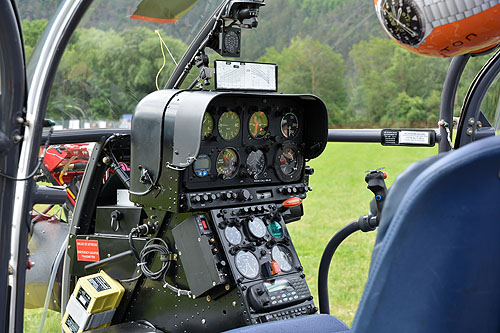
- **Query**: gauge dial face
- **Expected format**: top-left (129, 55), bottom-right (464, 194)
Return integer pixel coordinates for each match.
top-left (218, 111), bottom-right (240, 141)
top-left (246, 149), bottom-right (266, 178)
top-left (235, 250), bottom-right (260, 279)
top-left (216, 148), bottom-right (239, 179)
top-left (249, 111), bottom-right (269, 139)
top-left (225, 226), bottom-right (242, 246)
top-left (380, 0), bottom-right (424, 46)
top-left (281, 112), bottom-right (299, 139)
top-left (248, 216), bottom-right (267, 238)
top-left (278, 147), bottom-right (300, 175)
top-left (201, 113), bottom-right (214, 140)
top-left (193, 154), bottom-right (211, 177)
top-left (272, 245), bottom-right (294, 272)
top-left (224, 30), bottom-right (240, 55)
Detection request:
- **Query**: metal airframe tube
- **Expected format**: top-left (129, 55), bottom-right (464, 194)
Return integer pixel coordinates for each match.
top-left (439, 54), bottom-right (470, 153)
top-left (328, 129), bottom-right (441, 143)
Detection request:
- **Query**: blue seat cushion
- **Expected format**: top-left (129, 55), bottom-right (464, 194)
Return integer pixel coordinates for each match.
top-left (223, 314), bottom-right (350, 333)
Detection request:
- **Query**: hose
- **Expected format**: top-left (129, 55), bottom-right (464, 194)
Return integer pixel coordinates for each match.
top-left (318, 221), bottom-right (361, 315)
top-left (38, 235), bottom-right (69, 333)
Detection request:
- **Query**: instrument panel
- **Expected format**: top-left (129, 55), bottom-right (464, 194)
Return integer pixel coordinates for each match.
top-left (185, 96), bottom-right (306, 191)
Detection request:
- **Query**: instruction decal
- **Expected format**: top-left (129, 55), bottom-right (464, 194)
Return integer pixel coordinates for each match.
top-left (76, 239), bottom-right (100, 262)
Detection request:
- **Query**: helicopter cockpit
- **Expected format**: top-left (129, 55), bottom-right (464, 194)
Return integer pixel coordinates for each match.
top-left (1, 0), bottom-right (500, 332)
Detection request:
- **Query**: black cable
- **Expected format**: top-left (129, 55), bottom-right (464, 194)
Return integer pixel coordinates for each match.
top-left (139, 238), bottom-right (172, 281)
top-left (318, 221), bottom-right (361, 315)
top-left (128, 228), bottom-right (141, 260)
top-left (0, 127), bottom-right (54, 181)
top-left (128, 228), bottom-right (192, 297)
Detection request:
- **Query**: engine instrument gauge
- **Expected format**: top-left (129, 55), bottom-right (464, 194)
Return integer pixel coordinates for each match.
top-left (271, 245), bottom-right (294, 272)
top-left (218, 111), bottom-right (240, 141)
top-left (248, 216), bottom-right (267, 238)
top-left (246, 149), bottom-right (266, 178)
top-left (216, 148), bottom-right (239, 179)
top-left (248, 111), bottom-right (269, 139)
top-left (193, 154), bottom-right (211, 177)
top-left (225, 226), bottom-right (242, 246)
top-left (201, 113), bottom-right (214, 140)
top-left (280, 112), bottom-right (299, 139)
top-left (275, 144), bottom-right (303, 182)
top-left (235, 250), bottom-right (260, 279)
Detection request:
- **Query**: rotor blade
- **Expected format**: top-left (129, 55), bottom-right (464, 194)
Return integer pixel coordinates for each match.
top-left (130, 0), bottom-right (200, 23)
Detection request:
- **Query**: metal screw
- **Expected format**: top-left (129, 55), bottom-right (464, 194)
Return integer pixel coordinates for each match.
top-left (13, 134), bottom-right (23, 143)
top-left (225, 284), bottom-right (230, 291)
top-left (476, 121), bottom-right (483, 129)
top-left (232, 301), bottom-right (237, 307)
top-left (468, 117), bottom-right (475, 125)
top-left (206, 295), bottom-right (211, 302)
top-left (201, 319), bottom-right (206, 325)
top-left (466, 127), bottom-right (473, 135)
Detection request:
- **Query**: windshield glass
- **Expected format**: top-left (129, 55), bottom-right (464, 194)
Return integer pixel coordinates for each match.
top-left (480, 74), bottom-right (500, 134)
top-left (28, 0), bottom-right (219, 129)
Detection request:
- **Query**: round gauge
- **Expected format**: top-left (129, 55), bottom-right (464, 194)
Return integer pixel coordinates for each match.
top-left (216, 148), bottom-right (239, 179)
top-left (275, 144), bottom-right (303, 182)
top-left (225, 226), bottom-right (242, 246)
top-left (379, 0), bottom-right (424, 47)
top-left (281, 112), bottom-right (299, 139)
top-left (271, 245), bottom-right (294, 272)
top-left (193, 154), bottom-right (211, 177)
top-left (246, 150), bottom-right (266, 178)
top-left (201, 113), bottom-right (214, 140)
top-left (224, 30), bottom-right (240, 55)
top-left (248, 111), bottom-right (269, 139)
top-left (248, 216), bottom-right (267, 238)
top-left (218, 111), bottom-right (240, 141)
top-left (235, 250), bottom-right (260, 279)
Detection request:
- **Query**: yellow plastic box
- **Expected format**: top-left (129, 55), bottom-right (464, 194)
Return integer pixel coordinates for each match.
top-left (62, 270), bottom-right (125, 333)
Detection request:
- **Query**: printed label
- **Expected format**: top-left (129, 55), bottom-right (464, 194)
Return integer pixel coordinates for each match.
top-left (65, 314), bottom-right (80, 333)
top-left (88, 275), bottom-right (111, 292)
top-left (76, 287), bottom-right (91, 310)
top-left (399, 131), bottom-right (430, 145)
top-left (76, 239), bottom-right (100, 262)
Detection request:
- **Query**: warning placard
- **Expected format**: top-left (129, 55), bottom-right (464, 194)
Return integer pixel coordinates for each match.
top-left (76, 239), bottom-right (100, 262)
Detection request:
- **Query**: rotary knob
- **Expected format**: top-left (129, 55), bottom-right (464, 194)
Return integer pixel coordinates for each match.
top-left (239, 189), bottom-right (251, 201)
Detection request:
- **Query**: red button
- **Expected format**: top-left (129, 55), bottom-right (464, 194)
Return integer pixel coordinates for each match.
top-left (201, 219), bottom-right (208, 230)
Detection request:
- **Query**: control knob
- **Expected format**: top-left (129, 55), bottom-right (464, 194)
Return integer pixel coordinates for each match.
top-left (239, 189), bottom-right (251, 201)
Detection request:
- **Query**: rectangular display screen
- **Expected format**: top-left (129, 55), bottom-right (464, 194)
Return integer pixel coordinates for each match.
top-left (214, 60), bottom-right (277, 91)
top-left (264, 279), bottom-right (292, 293)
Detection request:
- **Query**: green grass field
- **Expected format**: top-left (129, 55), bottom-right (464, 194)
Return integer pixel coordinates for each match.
top-left (26, 142), bottom-right (436, 331)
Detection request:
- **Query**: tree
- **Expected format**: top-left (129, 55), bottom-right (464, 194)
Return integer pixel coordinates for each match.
top-left (349, 37), bottom-right (449, 123)
top-left (259, 37), bottom-right (347, 124)
top-left (22, 19), bottom-right (48, 59)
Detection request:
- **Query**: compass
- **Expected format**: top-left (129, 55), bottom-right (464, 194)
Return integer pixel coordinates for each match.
top-left (380, 0), bottom-right (425, 46)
